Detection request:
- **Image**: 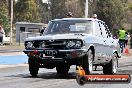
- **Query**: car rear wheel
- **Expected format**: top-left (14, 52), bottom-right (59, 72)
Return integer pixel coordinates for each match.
top-left (103, 54), bottom-right (118, 74)
top-left (82, 49), bottom-right (94, 74)
top-left (56, 65), bottom-right (70, 74)
top-left (28, 58), bottom-right (39, 77)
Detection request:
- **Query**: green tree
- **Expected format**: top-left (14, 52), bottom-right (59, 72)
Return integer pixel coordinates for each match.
top-left (129, 4), bottom-right (132, 11)
top-left (0, 0), bottom-right (10, 36)
top-left (50, 0), bottom-right (67, 19)
top-left (94, 0), bottom-right (125, 30)
top-left (14, 0), bottom-right (40, 22)
top-left (65, 0), bottom-right (84, 18)
top-left (36, 0), bottom-right (49, 23)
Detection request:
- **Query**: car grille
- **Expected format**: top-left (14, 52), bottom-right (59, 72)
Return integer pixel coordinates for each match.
top-left (33, 40), bottom-right (66, 49)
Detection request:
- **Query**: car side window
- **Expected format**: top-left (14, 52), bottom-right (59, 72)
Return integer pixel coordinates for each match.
top-left (99, 22), bottom-right (108, 38)
top-left (95, 21), bottom-right (102, 37)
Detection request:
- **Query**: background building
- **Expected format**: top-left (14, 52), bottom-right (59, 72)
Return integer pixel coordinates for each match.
top-left (15, 22), bottom-right (45, 43)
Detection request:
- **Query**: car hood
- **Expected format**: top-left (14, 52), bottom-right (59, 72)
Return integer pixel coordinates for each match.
top-left (25, 33), bottom-right (90, 41)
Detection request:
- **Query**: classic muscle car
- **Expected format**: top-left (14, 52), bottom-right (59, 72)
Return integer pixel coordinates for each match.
top-left (23, 18), bottom-right (121, 76)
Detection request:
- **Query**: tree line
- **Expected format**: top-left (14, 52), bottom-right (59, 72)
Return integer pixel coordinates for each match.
top-left (0, 0), bottom-right (132, 35)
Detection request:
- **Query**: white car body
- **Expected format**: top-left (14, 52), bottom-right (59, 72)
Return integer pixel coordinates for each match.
top-left (24, 18), bottom-right (120, 75)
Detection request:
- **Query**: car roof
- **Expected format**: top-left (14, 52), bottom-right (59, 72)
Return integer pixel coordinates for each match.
top-left (52, 18), bottom-right (101, 22)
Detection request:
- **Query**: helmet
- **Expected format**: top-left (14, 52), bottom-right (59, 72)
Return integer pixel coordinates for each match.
top-left (93, 14), bottom-right (97, 18)
top-left (67, 12), bottom-right (73, 17)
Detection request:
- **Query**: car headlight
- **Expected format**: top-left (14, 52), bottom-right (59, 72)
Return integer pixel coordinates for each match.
top-left (75, 41), bottom-right (82, 48)
top-left (66, 41), bottom-right (76, 48)
top-left (26, 42), bottom-right (33, 48)
top-left (39, 42), bottom-right (45, 48)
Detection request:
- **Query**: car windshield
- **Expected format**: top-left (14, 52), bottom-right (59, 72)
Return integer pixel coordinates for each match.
top-left (44, 20), bottom-right (93, 35)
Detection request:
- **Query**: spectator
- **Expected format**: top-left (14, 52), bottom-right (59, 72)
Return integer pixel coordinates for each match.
top-left (93, 14), bottom-right (97, 19)
top-left (124, 32), bottom-right (129, 48)
top-left (66, 12), bottom-right (73, 18)
top-left (40, 26), bottom-right (46, 36)
top-left (0, 26), bottom-right (5, 45)
top-left (130, 34), bottom-right (132, 49)
top-left (117, 27), bottom-right (127, 53)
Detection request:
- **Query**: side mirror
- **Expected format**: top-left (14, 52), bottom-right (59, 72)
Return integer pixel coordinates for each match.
top-left (112, 35), bottom-right (118, 39)
top-left (113, 37), bottom-right (116, 39)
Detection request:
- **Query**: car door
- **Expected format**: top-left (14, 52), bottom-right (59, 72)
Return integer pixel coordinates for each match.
top-left (99, 22), bottom-right (113, 60)
top-left (105, 24), bottom-right (120, 57)
top-left (94, 21), bottom-right (105, 62)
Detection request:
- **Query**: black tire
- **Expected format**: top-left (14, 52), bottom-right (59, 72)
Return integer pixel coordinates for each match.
top-left (103, 54), bottom-right (118, 74)
top-left (56, 65), bottom-right (70, 74)
top-left (76, 76), bottom-right (87, 85)
top-left (28, 58), bottom-right (39, 77)
top-left (82, 49), bottom-right (94, 74)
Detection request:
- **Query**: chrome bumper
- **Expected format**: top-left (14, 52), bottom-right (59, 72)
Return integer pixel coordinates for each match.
top-left (23, 48), bottom-right (87, 54)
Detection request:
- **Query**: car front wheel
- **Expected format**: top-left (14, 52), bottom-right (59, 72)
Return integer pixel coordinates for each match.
top-left (82, 49), bottom-right (94, 74)
top-left (28, 58), bottom-right (39, 77)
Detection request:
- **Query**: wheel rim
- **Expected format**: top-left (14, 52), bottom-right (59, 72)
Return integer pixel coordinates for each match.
top-left (88, 50), bottom-right (93, 73)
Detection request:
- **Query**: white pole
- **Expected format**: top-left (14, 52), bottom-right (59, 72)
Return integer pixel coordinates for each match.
top-left (10, 0), bottom-right (13, 44)
top-left (85, 0), bottom-right (88, 18)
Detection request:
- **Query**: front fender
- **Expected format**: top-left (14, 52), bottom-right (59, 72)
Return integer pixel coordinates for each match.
top-left (113, 49), bottom-right (121, 58)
